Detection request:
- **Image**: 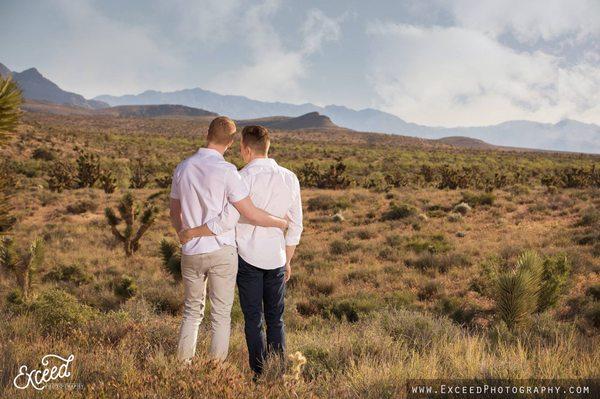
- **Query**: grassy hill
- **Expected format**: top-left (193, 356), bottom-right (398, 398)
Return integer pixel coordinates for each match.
top-left (1, 112), bottom-right (599, 398)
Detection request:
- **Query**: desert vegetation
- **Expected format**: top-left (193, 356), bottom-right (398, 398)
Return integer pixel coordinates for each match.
top-left (0, 112), bottom-right (599, 398)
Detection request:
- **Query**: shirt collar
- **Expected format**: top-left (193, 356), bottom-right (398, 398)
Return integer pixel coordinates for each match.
top-left (197, 147), bottom-right (225, 159)
top-left (246, 157), bottom-right (277, 168)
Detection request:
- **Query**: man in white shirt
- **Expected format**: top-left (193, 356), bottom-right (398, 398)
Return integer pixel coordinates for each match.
top-left (180, 125), bottom-right (303, 376)
top-left (169, 117), bottom-right (288, 362)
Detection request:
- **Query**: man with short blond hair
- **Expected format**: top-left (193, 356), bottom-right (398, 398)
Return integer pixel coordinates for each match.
top-left (169, 117), bottom-right (288, 362)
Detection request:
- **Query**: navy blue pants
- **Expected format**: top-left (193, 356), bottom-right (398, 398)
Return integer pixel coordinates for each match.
top-left (237, 256), bottom-right (286, 375)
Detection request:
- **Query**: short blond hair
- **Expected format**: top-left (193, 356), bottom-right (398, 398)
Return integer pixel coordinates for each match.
top-left (241, 125), bottom-right (270, 155)
top-left (207, 116), bottom-right (236, 145)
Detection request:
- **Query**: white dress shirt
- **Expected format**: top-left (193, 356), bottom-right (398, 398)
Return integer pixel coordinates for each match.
top-left (170, 148), bottom-right (250, 256)
top-left (207, 158), bottom-right (303, 269)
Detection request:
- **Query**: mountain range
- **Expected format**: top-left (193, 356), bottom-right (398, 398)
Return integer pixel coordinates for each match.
top-left (2, 62), bottom-right (598, 153)
top-left (0, 63), bottom-right (107, 109)
top-left (96, 89), bottom-right (600, 154)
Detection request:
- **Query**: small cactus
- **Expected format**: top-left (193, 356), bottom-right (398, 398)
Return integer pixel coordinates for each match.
top-left (104, 192), bottom-right (158, 256)
top-left (0, 237), bottom-right (44, 300)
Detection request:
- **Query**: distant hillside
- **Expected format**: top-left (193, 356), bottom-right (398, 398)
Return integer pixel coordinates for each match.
top-left (434, 136), bottom-right (496, 150)
top-left (238, 112), bottom-right (339, 130)
top-left (0, 62), bottom-right (108, 109)
top-left (96, 86), bottom-right (600, 153)
top-left (96, 104), bottom-right (217, 118)
top-left (22, 100), bottom-right (217, 119)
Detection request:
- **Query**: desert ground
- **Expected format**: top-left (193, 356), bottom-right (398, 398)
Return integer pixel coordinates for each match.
top-left (1, 112), bottom-right (599, 398)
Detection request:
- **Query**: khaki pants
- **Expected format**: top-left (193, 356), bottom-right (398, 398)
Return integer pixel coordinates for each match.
top-left (176, 245), bottom-right (238, 362)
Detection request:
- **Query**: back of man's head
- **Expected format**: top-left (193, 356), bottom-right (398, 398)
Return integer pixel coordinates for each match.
top-left (207, 116), bottom-right (236, 146)
top-left (241, 125), bottom-right (270, 155)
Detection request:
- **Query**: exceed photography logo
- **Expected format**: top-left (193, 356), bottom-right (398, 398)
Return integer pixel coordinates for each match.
top-left (13, 354), bottom-right (80, 391)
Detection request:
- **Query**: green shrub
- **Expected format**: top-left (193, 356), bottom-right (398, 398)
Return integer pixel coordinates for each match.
top-left (329, 239), bottom-right (358, 255)
top-left (325, 297), bottom-right (378, 323)
top-left (453, 202), bottom-right (471, 215)
top-left (406, 234), bottom-right (452, 254)
top-left (307, 277), bottom-right (336, 296)
top-left (307, 195), bottom-right (350, 211)
top-left (382, 203), bottom-right (418, 221)
top-left (406, 252), bottom-right (469, 273)
top-left (461, 191), bottom-right (495, 207)
top-left (114, 275), bottom-right (138, 299)
top-left (65, 199), bottom-right (98, 214)
top-left (538, 254), bottom-right (570, 312)
top-left (31, 289), bottom-right (95, 335)
top-left (586, 283), bottom-right (600, 301)
top-left (159, 239), bottom-right (181, 282)
top-left (344, 269), bottom-right (378, 286)
top-left (43, 263), bottom-right (91, 286)
top-left (381, 309), bottom-right (460, 352)
top-left (32, 147), bottom-right (56, 161)
top-left (418, 280), bottom-right (442, 301)
top-left (435, 296), bottom-right (478, 325)
top-left (144, 285), bottom-right (182, 315)
top-left (584, 302), bottom-right (600, 329)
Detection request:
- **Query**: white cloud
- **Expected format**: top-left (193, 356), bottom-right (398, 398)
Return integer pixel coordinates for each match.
top-left (208, 2), bottom-right (344, 102)
top-left (451, 0), bottom-right (600, 44)
top-left (366, 22), bottom-right (600, 126)
top-left (165, 0), bottom-right (242, 44)
top-left (49, 0), bottom-right (182, 97)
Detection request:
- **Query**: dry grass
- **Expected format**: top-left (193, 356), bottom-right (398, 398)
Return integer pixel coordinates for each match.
top-left (1, 112), bottom-right (599, 398)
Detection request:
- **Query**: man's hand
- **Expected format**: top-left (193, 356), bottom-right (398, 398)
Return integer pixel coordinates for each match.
top-left (284, 262), bottom-right (292, 283)
top-left (178, 229), bottom-right (194, 245)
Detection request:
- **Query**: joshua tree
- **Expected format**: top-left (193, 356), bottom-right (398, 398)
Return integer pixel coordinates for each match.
top-left (0, 237), bottom-right (44, 300)
top-left (105, 192), bottom-right (158, 256)
top-left (159, 238), bottom-right (181, 282)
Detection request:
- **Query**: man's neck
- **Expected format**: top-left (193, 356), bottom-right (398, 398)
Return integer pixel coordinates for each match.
top-left (206, 143), bottom-right (227, 155)
top-left (248, 154), bottom-right (268, 162)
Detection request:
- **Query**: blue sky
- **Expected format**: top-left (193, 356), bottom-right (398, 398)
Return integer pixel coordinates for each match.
top-left (1, 0), bottom-right (599, 126)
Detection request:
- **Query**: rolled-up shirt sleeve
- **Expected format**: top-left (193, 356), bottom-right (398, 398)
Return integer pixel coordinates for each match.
top-left (225, 168), bottom-right (250, 203)
top-left (285, 177), bottom-right (303, 246)
top-left (205, 202), bottom-right (241, 235)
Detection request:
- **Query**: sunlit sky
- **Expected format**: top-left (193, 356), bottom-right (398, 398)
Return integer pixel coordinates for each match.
top-left (1, 0), bottom-right (599, 126)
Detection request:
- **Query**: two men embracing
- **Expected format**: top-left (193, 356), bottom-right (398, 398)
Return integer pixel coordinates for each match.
top-left (169, 116), bottom-right (303, 377)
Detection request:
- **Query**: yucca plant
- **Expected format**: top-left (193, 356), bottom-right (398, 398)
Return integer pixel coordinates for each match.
top-left (159, 238), bottom-right (181, 282)
top-left (493, 251), bottom-right (542, 330)
top-left (104, 192), bottom-right (158, 256)
top-left (0, 237), bottom-right (44, 300)
top-left (0, 76), bottom-right (22, 142)
top-left (0, 76), bottom-right (22, 234)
